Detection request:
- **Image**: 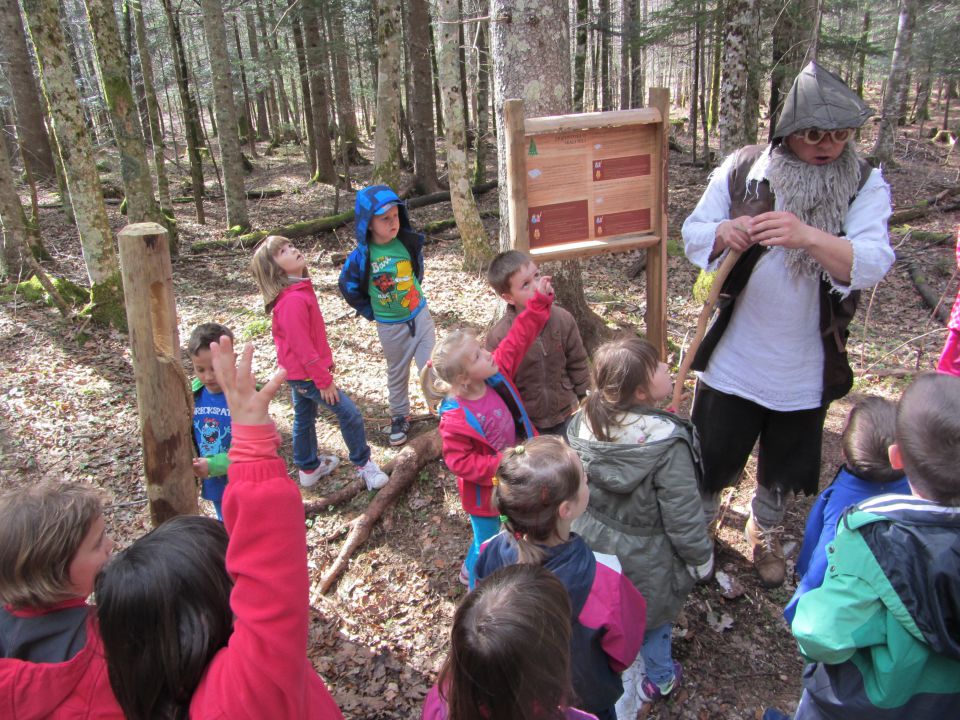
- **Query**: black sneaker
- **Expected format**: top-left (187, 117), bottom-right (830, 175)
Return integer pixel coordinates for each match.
top-left (389, 415), bottom-right (410, 446)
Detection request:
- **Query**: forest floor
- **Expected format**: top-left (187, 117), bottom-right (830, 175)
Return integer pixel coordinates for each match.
top-left (2, 126), bottom-right (959, 720)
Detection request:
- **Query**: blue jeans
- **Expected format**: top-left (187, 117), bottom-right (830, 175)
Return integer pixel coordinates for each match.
top-left (288, 380), bottom-right (370, 469)
top-left (467, 514), bottom-right (501, 589)
top-left (641, 622), bottom-right (675, 686)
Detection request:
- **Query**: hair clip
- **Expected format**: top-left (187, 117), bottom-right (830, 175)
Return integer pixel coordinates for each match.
top-left (499, 514), bottom-right (509, 524)
top-left (491, 475), bottom-right (500, 486)
top-left (514, 445), bottom-right (525, 455)
top-left (426, 359), bottom-right (433, 368)
top-left (514, 530), bottom-right (523, 541)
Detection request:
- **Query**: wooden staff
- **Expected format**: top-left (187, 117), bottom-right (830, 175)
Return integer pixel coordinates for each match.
top-left (668, 249), bottom-right (742, 414)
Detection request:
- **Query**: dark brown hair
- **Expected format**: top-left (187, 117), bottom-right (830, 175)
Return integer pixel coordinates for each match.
top-left (438, 564), bottom-right (573, 720)
top-left (95, 516), bottom-right (233, 720)
top-left (895, 373), bottom-right (960, 505)
top-left (494, 436), bottom-right (584, 564)
top-left (0, 482), bottom-right (102, 609)
top-left (583, 336), bottom-right (660, 441)
top-left (486, 250), bottom-right (532, 295)
top-left (841, 396), bottom-right (904, 484)
top-left (187, 323), bottom-right (234, 357)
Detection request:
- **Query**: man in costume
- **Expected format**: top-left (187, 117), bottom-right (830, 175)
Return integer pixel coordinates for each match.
top-left (681, 62), bottom-right (894, 587)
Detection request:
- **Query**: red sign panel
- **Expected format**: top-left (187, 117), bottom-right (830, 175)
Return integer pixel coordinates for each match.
top-left (594, 208), bottom-right (652, 237)
top-left (592, 154), bottom-right (651, 182)
top-left (528, 200), bottom-right (590, 248)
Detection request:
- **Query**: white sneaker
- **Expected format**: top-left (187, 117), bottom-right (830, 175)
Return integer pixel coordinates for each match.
top-left (298, 455), bottom-right (340, 487)
top-left (357, 459), bottom-right (389, 490)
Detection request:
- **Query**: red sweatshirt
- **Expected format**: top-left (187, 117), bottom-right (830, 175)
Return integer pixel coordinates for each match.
top-left (271, 279), bottom-right (335, 388)
top-left (189, 422), bottom-right (343, 719)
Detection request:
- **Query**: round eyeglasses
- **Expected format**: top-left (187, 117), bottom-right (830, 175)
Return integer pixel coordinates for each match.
top-left (794, 127), bottom-right (854, 145)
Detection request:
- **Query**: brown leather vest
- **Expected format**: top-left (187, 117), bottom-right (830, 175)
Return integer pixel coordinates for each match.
top-left (690, 144), bottom-right (872, 405)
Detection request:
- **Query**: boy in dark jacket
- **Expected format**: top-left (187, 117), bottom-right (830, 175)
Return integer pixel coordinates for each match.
top-left (789, 373), bottom-right (960, 719)
top-left (484, 250), bottom-right (588, 436)
top-left (339, 185), bottom-right (435, 446)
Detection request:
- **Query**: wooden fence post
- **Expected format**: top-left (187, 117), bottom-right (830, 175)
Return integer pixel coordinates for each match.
top-left (117, 222), bottom-right (197, 525)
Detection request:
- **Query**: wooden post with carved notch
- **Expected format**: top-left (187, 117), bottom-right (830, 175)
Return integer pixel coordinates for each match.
top-left (117, 222), bottom-right (198, 525)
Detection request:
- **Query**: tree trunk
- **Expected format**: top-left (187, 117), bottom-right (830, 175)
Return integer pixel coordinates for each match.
top-left (620, 0), bottom-right (632, 109)
top-left (573, 0), bottom-right (588, 112)
top-left (718, 0), bottom-right (756, 157)
top-left (429, 25), bottom-right (444, 137)
top-left (245, 10), bottom-right (270, 141)
top-left (132, 0), bottom-right (172, 210)
top-left (407, 0), bottom-right (441, 193)
top-left (437, 0), bottom-right (490, 271)
top-left (160, 0), bottom-right (205, 223)
top-left (708, 0), bottom-right (721, 132)
top-left (302, 0), bottom-right (337, 184)
top-left (691, 0), bottom-right (702, 164)
top-left (84, 0), bottom-right (169, 241)
top-left (372, 0), bottom-right (402, 189)
top-left (21, 0), bottom-right (124, 327)
top-left (328, 0), bottom-right (362, 162)
top-left (598, 0), bottom-right (612, 111)
top-left (0, 134), bottom-right (31, 281)
top-left (0, 0), bottom-right (56, 182)
top-left (254, 0), bottom-right (280, 145)
top-left (472, 19), bottom-right (490, 185)
top-left (872, 0), bottom-right (918, 167)
top-left (290, 5), bottom-right (316, 173)
top-left (491, 0), bottom-right (607, 345)
top-left (200, 0), bottom-right (249, 231)
top-left (232, 18), bottom-right (258, 157)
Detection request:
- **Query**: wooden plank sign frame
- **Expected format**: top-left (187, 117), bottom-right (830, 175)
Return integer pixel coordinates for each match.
top-left (504, 89), bottom-right (671, 357)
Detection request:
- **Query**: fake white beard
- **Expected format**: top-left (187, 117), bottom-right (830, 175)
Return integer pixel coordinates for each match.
top-left (765, 143), bottom-right (861, 278)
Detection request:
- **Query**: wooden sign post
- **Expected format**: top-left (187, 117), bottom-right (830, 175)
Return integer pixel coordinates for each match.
top-left (504, 89), bottom-right (670, 357)
top-left (117, 222), bottom-right (197, 525)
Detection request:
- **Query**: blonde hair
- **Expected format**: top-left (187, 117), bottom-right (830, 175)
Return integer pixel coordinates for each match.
top-left (419, 328), bottom-right (477, 412)
top-left (250, 235), bottom-right (301, 312)
top-left (0, 482), bottom-right (104, 609)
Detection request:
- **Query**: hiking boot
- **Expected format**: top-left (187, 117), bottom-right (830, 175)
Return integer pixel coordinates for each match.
top-left (298, 455), bottom-right (340, 488)
top-left (357, 459), bottom-right (389, 490)
top-left (389, 415), bottom-right (410, 446)
top-left (638, 661), bottom-right (683, 703)
top-left (745, 515), bottom-right (786, 588)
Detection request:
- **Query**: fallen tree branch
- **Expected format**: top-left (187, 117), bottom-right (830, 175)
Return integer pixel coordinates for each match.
top-left (901, 257), bottom-right (951, 325)
top-left (304, 479), bottom-right (365, 515)
top-left (191, 181), bottom-right (500, 253)
top-left (316, 429), bottom-right (443, 594)
top-left (889, 183), bottom-right (960, 225)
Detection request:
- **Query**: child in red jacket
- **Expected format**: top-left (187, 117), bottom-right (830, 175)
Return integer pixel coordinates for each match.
top-left (937, 225), bottom-right (960, 377)
top-left (94, 337), bottom-right (344, 720)
top-left (251, 235), bottom-right (388, 491)
top-left (421, 274), bottom-right (554, 588)
top-left (0, 482), bottom-right (121, 719)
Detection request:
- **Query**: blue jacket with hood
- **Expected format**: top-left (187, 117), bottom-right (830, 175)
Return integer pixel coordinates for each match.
top-left (338, 185), bottom-right (426, 322)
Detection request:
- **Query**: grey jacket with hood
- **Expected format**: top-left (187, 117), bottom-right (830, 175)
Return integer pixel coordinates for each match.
top-left (569, 408), bottom-right (713, 629)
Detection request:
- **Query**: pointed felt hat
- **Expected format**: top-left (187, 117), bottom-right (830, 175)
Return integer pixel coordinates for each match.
top-left (772, 61), bottom-right (873, 139)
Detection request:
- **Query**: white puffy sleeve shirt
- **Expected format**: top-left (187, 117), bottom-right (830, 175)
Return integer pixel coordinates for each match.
top-left (680, 148), bottom-right (894, 411)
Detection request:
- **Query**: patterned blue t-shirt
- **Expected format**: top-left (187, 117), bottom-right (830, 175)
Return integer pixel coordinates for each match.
top-left (193, 387), bottom-right (231, 502)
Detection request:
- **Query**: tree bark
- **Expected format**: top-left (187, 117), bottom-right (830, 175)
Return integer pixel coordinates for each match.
top-left (84, 0), bottom-right (168, 239)
top-left (407, 0), bottom-right (441, 193)
top-left (290, 5), bottom-right (316, 172)
top-left (437, 0), bottom-right (490, 271)
top-left (472, 19), bottom-right (490, 185)
top-left (200, 0), bottom-right (249, 231)
top-left (872, 0), bottom-right (918, 167)
top-left (372, 0), bottom-right (403, 189)
top-left (573, 0), bottom-right (588, 112)
top-left (21, 0), bottom-right (124, 327)
top-left (718, 0), bottom-right (756, 157)
top-left (0, 0), bottom-right (56, 182)
top-left (160, 0), bottom-right (205, 223)
top-left (302, 0), bottom-right (337, 183)
top-left (328, 0), bottom-right (362, 162)
top-left (0, 132), bottom-right (32, 281)
top-left (132, 0), bottom-right (172, 210)
top-left (245, 10), bottom-right (270, 141)
top-left (491, 0), bottom-right (608, 344)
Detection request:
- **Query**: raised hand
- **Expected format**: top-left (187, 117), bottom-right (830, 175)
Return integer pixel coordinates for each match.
top-left (535, 274), bottom-right (554, 299)
top-left (209, 336), bottom-right (286, 426)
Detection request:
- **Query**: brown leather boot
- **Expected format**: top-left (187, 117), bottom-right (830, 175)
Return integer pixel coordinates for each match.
top-left (745, 515), bottom-right (786, 588)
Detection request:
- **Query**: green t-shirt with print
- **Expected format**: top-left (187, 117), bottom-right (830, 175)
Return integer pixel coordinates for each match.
top-left (368, 238), bottom-right (426, 322)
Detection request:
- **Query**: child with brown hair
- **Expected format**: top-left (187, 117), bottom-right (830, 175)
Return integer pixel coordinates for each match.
top-left (0, 482), bottom-right (121, 718)
top-left (485, 250), bottom-right (589, 436)
top-left (421, 273), bottom-right (554, 587)
top-left (422, 563), bottom-right (601, 720)
top-left (250, 235), bottom-right (388, 490)
top-left (475, 436), bottom-right (646, 720)
top-left (784, 395), bottom-right (909, 624)
top-left (569, 336), bottom-right (713, 707)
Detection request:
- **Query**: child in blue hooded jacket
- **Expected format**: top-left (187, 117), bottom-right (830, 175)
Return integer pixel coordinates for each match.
top-left (339, 185), bottom-right (436, 446)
